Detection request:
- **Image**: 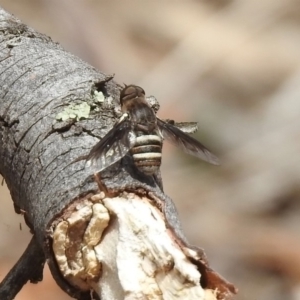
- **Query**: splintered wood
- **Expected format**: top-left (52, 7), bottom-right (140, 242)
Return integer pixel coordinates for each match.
top-left (52, 193), bottom-right (221, 300)
top-left (52, 198), bottom-right (110, 290)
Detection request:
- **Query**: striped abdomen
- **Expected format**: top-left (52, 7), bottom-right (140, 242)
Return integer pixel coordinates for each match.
top-left (130, 134), bottom-right (162, 175)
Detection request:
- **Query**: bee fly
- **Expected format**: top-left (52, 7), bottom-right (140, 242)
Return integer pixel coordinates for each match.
top-left (86, 85), bottom-right (219, 175)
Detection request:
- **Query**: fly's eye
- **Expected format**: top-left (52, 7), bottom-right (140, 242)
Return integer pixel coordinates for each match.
top-left (138, 87), bottom-right (145, 95)
top-left (120, 85), bottom-right (146, 104)
top-left (126, 87), bottom-right (136, 95)
top-left (121, 86), bottom-right (134, 96)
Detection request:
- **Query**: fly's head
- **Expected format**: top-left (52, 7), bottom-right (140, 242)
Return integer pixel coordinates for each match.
top-left (120, 85), bottom-right (145, 105)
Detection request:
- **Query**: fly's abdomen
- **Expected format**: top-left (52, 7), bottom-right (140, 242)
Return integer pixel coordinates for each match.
top-left (131, 135), bottom-right (162, 175)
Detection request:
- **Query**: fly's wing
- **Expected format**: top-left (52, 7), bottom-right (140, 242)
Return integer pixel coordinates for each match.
top-left (86, 119), bottom-right (135, 172)
top-left (157, 118), bottom-right (219, 165)
top-left (164, 119), bottom-right (198, 134)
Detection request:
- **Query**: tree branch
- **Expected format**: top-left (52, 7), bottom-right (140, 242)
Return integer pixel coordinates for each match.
top-left (0, 7), bottom-right (237, 300)
top-left (0, 235), bottom-right (44, 300)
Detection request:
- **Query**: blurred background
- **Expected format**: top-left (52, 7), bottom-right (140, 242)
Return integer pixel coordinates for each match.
top-left (1, 1), bottom-right (300, 299)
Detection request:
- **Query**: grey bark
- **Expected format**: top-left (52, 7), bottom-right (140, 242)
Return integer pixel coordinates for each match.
top-left (0, 7), bottom-right (236, 300)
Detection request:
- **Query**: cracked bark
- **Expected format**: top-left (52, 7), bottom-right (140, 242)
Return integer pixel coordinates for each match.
top-left (0, 7), bottom-right (237, 300)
